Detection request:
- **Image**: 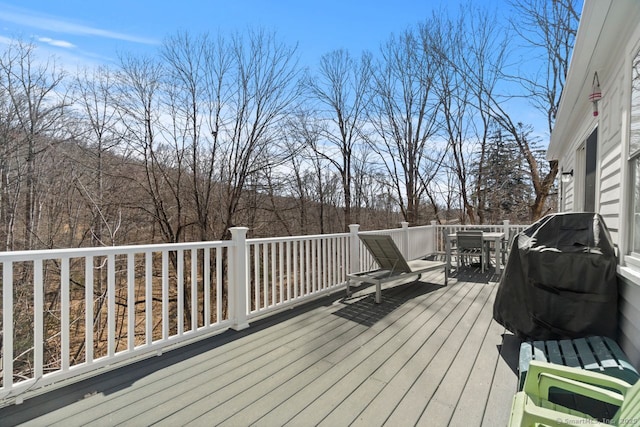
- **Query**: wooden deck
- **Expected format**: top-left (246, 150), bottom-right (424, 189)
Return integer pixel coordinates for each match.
top-left (0, 267), bottom-right (519, 426)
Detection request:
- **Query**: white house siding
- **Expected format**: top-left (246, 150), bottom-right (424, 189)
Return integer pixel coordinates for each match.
top-left (560, 151), bottom-right (576, 212)
top-left (549, 1), bottom-right (640, 367)
top-left (598, 125), bottom-right (623, 240)
top-left (619, 271), bottom-right (640, 367)
top-left (598, 145), bottom-right (622, 237)
top-left (559, 43), bottom-right (633, 363)
top-left (598, 62), bottom-right (625, 241)
top-left (561, 181), bottom-right (574, 212)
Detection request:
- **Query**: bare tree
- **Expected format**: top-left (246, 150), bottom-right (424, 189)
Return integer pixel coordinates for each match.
top-left (282, 110), bottom-right (327, 234)
top-left (509, 0), bottom-right (579, 135)
top-left (0, 39), bottom-right (71, 250)
top-left (367, 27), bottom-right (443, 225)
top-left (73, 66), bottom-right (125, 246)
top-left (429, 7), bottom-right (507, 224)
top-left (115, 54), bottom-right (188, 244)
top-left (218, 29), bottom-right (300, 238)
top-left (161, 31), bottom-right (234, 241)
top-left (351, 150), bottom-right (397, 227)
top-left (304, 49), bottom-right (372, 230)
top-left (0, 63), bottom-right (21, 250)
top-left (430, 12), bottom-right (477, 224)
top-left (487, 0), bottom-right (579, 220)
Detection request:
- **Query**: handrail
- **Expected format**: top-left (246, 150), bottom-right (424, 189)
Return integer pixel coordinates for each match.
top-left (0, 221), bottom-right (526, 405)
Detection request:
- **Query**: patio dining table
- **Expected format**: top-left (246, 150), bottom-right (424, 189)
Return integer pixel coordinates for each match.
top-left (445, 231), bottom-right (506, 273)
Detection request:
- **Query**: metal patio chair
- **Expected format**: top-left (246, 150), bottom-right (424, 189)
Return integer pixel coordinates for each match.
top-left (456, 230), bottom-right (490, 273)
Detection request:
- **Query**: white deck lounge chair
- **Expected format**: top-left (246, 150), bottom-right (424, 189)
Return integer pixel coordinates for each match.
top-left (347, 234), bottom-right (448, 303)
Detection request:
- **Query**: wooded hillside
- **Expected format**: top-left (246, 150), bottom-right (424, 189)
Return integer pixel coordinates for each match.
top-left (0, 2), bottom-right (578, 251)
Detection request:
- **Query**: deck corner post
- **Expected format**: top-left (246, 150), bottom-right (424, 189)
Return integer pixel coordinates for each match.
top-left (349, 224), bottom-right (360, 275)
top-left (400, 221), bottom-right (409, 257)
top-left (430, 220), bottom-right (438, 255)
top-left (229, 226), bottom-right (250, 331)
top-left (503, 219), bottom-right (511, 240)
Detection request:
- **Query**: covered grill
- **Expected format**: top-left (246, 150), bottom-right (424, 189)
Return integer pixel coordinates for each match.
top-left (493, 212), bottom-right (618, 340)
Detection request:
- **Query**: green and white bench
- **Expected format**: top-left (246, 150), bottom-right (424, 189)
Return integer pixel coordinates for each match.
top-left (518, 336), bottom-right (639, 420)
top-left (519, 336), bottom-right (639, 389)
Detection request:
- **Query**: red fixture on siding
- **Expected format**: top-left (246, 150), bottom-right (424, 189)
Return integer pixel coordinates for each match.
top-left (589, 71), bottom-right (602, 117)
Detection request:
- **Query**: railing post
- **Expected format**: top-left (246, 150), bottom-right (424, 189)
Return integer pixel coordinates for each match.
top-left (229, 227), bottom-right (250, 331)
top-left (400, 221), bottom-right (409, 257)
top-left (349, 224), bottom-right (360, 275)
top-left (501, 219), bottom-right (512, 269)
top-left (430, 220), bottom-right (438, 255)
top-left (3, 262), bottom-right (14, 393)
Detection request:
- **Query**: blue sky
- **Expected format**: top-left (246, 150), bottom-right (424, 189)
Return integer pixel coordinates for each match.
top-left (0, 0), bottom-right (550, 137)
top-left (0, 0), bottom-right (500, 70)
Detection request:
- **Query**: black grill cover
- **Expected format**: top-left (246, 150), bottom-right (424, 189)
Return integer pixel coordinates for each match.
top-left (493, 212), bottom-right (618, 340)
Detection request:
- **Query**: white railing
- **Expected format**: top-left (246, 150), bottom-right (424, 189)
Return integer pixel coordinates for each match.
top-left (356, 222), bottom-right (438, 271)
top-left (246, 232), bottom-right (351, 320)
top-left (432, 220), bottom-right (529, 255)
top-left (0, 221), bottom-right (525, 404)
top-left (0, 240), bottom-right (236, 404)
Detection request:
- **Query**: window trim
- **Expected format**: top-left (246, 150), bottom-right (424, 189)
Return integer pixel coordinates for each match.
top-left (629, 46), bottom-right (640, 262)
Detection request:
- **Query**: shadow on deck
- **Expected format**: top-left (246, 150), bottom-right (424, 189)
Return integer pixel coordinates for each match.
top-left (0, 267), bottom-right (520, 427)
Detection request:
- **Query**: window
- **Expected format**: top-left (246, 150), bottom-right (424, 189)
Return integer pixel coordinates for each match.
top-left (570, 130), bottom-right (597, 213)
top-left (585, 129), bottom-right (598, 212)
top-left (631, 48), bottom-right (640, 253)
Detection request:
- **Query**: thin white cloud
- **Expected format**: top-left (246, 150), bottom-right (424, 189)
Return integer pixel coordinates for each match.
top-left (38, 37), bottom-right (75, 49)
top-left (0, 7), bottom-right (158, 45)
top-left (0, 34), bottom-right (14, 45)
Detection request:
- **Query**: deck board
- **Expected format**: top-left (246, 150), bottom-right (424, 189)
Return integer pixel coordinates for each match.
top-left (418, 283), bottom-right (497, 426)
top-left (384, 283), bottom-right (492, 426)
top-left (0, 267), bottom-right (519, 427)
top-left (448, 310), bottom-right (508, 426)
top-left (288, 282), bottom-right (475, 426)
